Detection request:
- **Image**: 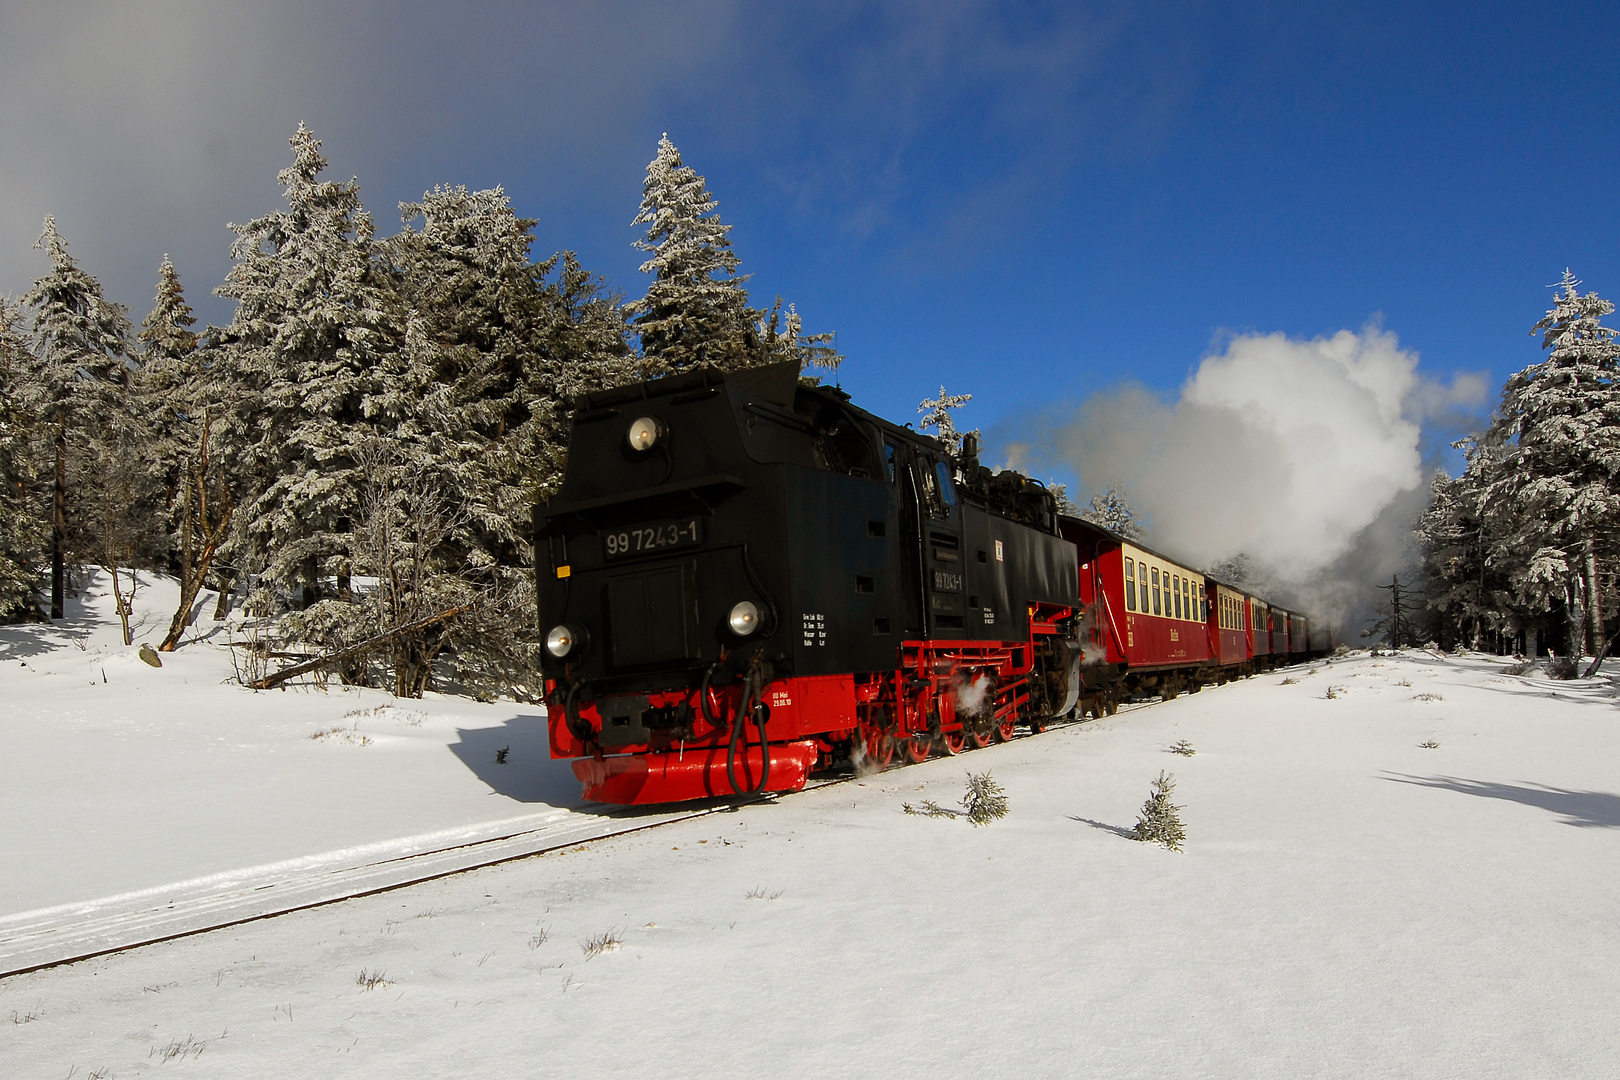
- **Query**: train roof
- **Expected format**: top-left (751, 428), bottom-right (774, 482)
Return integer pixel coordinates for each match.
top-left (1057, 514), bottom-right (1306, 619)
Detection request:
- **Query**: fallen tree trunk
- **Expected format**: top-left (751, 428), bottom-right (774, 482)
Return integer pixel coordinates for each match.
top-left (246, 605), bottom-right (473, 691)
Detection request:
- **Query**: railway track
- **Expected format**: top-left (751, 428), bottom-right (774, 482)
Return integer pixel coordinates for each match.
top-left (0, 703), bottom-right (1171, 981)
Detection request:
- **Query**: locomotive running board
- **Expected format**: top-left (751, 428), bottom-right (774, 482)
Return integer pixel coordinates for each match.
top-left (573, 741), bottom-right (819, 804)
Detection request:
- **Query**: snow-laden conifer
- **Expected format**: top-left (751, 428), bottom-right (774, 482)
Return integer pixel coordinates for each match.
top-left (19, 217), bottom-right (135, 618)
top-left (216, 125), bottom-right (400, 612)
top-left (0, 298), bottom-right (44, 620)
top-left (1079, 481), bottom-right (1144, 539)
top-left (1133, 770), bottom-right (1185, 851)
top-left (918, 386), bottom-right (973, 456)
top-left (138, 256), bottom-right (236, 649)
top-left (1482, 270), bottom-right (1620, 658)
top-left (626, 134), bottom-right (757, 376)
top-left (378, 184), bottom-right (633, 697)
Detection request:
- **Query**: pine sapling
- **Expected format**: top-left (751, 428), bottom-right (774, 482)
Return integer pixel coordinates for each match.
top-left (1133, 770), bottom-right (1185, 851)
top-left (962, 770), bottom-right (1008, 826)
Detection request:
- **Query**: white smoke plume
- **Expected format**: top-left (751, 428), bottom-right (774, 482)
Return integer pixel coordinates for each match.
top-left (1005, 324), bottom-right (1487, 636)
top-left (953, 672), bottom-right (993, 718)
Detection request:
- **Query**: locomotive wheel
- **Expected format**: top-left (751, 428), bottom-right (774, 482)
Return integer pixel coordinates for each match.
top-left (903, 733), bottom-right (932, 764)
top-left (966, 727), bottom-right (994, 750)
top-left (1027, 715), bottom-right (1047, 736)
top-left (861, 728), bottom-right (895, 771)
top-left (939, 729), bottom-right (966, 755)
top-left (992, 714), bottom-right (1016, 742)
top-left (1105, 696), bottom-right (1119, 716)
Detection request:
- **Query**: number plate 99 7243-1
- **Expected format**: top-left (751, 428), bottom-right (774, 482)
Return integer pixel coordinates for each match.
top-left (603, 518), bottom-right (703, 559)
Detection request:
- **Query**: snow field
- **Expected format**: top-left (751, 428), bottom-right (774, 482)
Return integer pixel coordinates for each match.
top-left (5, 638), bottom-right (1619, 1077)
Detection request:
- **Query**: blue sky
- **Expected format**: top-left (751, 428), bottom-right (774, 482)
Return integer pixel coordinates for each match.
top-left (2, 1), bottom-right (1615, 474)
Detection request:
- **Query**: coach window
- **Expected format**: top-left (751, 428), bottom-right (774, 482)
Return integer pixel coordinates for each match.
top-left (1150, 567), bottom-right (1161, 615)
top-left (1124, 557), bottom-right (1136, 611)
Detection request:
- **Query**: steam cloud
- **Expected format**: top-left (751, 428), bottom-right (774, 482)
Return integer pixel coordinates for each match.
top-left (1006, 324), bottom-right (1486, 635)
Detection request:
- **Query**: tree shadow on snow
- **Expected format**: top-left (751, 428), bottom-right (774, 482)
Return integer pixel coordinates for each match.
top-left (449, 714), bottom-right (590, 807)
top-left (1383, 773), bottom-right (1620, 828)
top-left (1069, 816), bottom-right (1137, 839)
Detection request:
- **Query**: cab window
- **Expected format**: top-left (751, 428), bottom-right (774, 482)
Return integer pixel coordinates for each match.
top-left (934, 460), bottom-right (956, 513)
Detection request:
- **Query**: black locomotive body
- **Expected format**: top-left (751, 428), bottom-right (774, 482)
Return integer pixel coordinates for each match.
top-left (535, 361), bottom-right (1082, 803)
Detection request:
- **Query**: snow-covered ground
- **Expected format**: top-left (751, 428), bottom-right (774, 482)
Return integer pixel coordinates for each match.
top-left (4, 572), bottom-right (1620, 1077)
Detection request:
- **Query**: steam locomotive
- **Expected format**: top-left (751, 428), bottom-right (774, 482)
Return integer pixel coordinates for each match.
top-left (534, 361), bottom-right (1317, 805)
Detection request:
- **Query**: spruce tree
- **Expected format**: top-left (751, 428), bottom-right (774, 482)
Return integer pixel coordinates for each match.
top-left (626, 134), bottom-right (757, 376)
top-left (139, 256), bottom-right (235, 650)
top-left (1079, 481), bottom-right (1144, 539)
top-left (216, 125), bottom-right (399, 612)
top-left (0, 298), bottom-right (43, 620)
top-left (1484, 271), bottom-right (1620, 658)
top-left (918, 386), bottom-right (973, 456)
top-left (382, 184), bottom-right (634, 695)
top-left (19, 217), bottom-right (134, 618)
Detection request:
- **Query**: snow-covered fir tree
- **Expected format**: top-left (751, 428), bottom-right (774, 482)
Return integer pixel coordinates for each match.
top-left (1418, 439), bottom-right (1517, 651)
top-left (0, 298), bottom-right (43, 620)
top-left (216, 125), bottom-right (399, 612)
top-left (19, 216), bottom-right (134, 618)
top-left (375, 184), bottom-right (633, 696)
top-left (1482, 270), bottom-right (1620, 657)
top-left (1079, 480), bottom-right (1144, 539)
top-left (137, 256), bottom-right (236, 650)
top-left (756, 297), bottom-right (842, 375)
top-left (626, 134), bottom-right (757, 376)
top-left (918, 386), bottom-right (973, 456)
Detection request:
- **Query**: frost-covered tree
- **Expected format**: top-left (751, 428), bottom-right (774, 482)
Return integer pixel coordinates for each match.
top-left (0, 298), bottom-right (43, 620)
top-left (918, 386), bottom-right (973, 457)
top-left (1483, 271), bottom-right (1620, 657)
top-left (756, 296), bottom-right (842, 375)
top-left (626, 134), bottom-right (757, 376)
top-left (377, 185), bottom-right (633, 696)
top-left (138, 257), bottom-right (236, 649)
top-left (216, 125), bottom-right (399, 611)
top-left (1419, 441), bottom-right (1519, 651)
top-left (19, 217), bottom-right (134, 618)
top-left (1079, 480), bottom-right (1144, 539)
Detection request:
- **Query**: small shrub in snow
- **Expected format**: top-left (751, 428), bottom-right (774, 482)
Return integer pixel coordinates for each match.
top-left (745, 886), bottom-right (784, 900)
top-left (1547, 656), bottom-right (1578, 680)
top-left (1324, 685), bottom-right (1346, 699)
top-left (1418, 740), bottom-right (1440, 749)
top-left (1169, 739), bottom-right (1196, 756)
top-left (581, 929), bottom-right (623, 960)
top-left (903, 799), bottom-right (955, 818)
top-left (962, 771), bottom-right (1009, 826)
top-left (1332, 644), bottom-right (1351, 658)
top-left (355, 968), bottom-right (391, 990)
top-left (309, 725), bottom-right (372, 746)
top-left (1280, 676), bottom-right (1299, 685)
top-left (1133, 771), bottom-right (1185, 851)
top-left (151, 1035), bottom-right (207, 1062)
top-left (1413, 693), bottom-right (1443, 703)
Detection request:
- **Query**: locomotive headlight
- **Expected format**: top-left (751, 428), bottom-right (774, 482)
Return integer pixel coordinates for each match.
top-left (728, 601), bottom-right (760, 636)
top-left (546, 624), bottom-right (583, 658)
top-left (627, 416), bottom-right (664, 452)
